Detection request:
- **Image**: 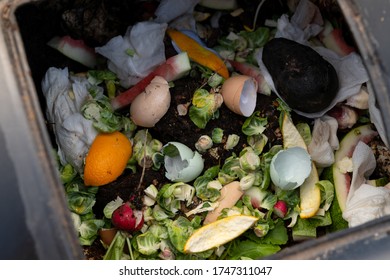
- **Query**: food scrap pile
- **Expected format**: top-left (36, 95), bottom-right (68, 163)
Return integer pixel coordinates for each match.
top-left (25, 0), bottom-right (390, 260)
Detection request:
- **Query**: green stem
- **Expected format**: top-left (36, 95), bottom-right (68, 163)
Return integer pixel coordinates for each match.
top-left (103, 231), bottom-right (126, 260)
top-left (126, 236), bottom-right (134, 260)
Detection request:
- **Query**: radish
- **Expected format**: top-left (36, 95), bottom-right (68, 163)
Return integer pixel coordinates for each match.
top-left (111, 52), bottom-right (191, 110)
top-left (273, 200), bottom-right (288, 218)
top-left (111, 202), bottom-right (144, 232)
top-left (47, 35), bottom-right (98, 68)
top-left (228, 60), bottom-right (271, 95)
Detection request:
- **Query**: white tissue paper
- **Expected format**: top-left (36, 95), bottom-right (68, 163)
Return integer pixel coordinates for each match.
top-left (343, 141), bottom-right (390, 227)
top-left (95, 21), bottom-right (168, 88)
top-left (42, 67), bottom-right (99, 173)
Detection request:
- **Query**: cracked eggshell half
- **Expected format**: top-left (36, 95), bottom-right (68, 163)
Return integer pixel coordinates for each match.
top-left (163, 142), bottom-right (204, 183)
top-left (221, 75), bottom-right (258, 117)
top-left (270, 147), bottom-right (312, 190)
top-left (130, 76), bottom-right (171, 127)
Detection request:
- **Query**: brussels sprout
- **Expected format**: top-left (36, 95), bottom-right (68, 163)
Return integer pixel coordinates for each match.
top-left (189, 88), bottom-right (223, 129)
top-left (148, 223), bottom-right (169, 240)
top-left (103, 196), bottom-right (123, 219)
top-left (212, 128), bottom-right (224, 144)
top-left (132, 130), bottom-right (163, 168)
top-left (185, 201), bottom-right (219, 217)
top-left (156, 182), bottom-right (195, 215)
top-left (240, 173), bottom-right (256, 190)
top-left (224, 134), bottom-right (240, 150)
top-left (195, 135), bottom-right (213, 153)
top-left (247, 133), bottom-right (268, 155)
top-left (60, 163), bottom-right (77, 184)
top-left (67, 192), bottom-right (96, 215)
top-left (144, 184), bottom-right (158, 200)
top-left (136, 231), bottom-right (161, 255)
top-left (78, 219), bottom-right (105, 245)
top-left (239, 147), bottom-right (261, 171)
top-left (153, 205), bottom-right (173, 221)
top-left (254, 222), bottom-right (270, 238)
top-left (193, 166), bottom-right (222, 201)
top-left (82, 97), bottom-right (135, 133)
top-left (207, 73), bottom-right (224, 88)
top-left (242, 111), bottom-right (268, 136)
top-left (164, 216), bottom-right (195, 253)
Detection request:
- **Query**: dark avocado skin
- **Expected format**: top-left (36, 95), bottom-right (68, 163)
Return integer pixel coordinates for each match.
top-left (262, 38), bottom-right (339, 113)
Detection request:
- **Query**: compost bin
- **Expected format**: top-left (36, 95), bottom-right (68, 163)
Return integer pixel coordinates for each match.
top-left (1, 0), bottom-right (390, 260)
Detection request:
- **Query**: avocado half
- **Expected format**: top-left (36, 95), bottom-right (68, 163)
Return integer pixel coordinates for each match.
top-left (262, 38), bottom-right (339, 113)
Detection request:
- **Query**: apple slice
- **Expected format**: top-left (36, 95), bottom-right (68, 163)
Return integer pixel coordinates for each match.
top-left (332, 124), bottom-right (378, 212)
top-left (281, 114), bottom-right (321, 218)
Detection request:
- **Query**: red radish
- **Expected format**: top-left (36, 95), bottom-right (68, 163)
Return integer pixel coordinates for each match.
top-left (47, 35), bottom-right (98, 68)
top-left (273, 200), bottom-right (288, 218)
top-left (228, 60), bottom-right (271, 95)
top-left (111, 52), bottom-right (191, 110)
top-left (111, 202), bottom-right (144, 232)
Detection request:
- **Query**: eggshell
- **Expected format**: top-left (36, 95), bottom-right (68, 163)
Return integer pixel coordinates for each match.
top-left (130, 76), bottom-right (171, 127)
top-left (221, 75), bottom-right (258, 117)
top-left (270, 147), bottom-right (312, 190)
top-left (163, 142), bottom-right (204, 183)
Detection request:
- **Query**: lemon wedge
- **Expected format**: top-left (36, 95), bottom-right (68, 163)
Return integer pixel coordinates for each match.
top-left (184, 215), bottom-right (258, 254)
top-left (281, 114), bottom-right (321, 218)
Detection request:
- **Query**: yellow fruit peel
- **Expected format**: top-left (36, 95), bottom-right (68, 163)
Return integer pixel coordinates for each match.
top-left (166, 28), bottom-right (229, 79)
top-left (282, 114), bottom-right (307, 149)
top-left (281, 114), bottom-right (321, 218)
top-left (184, 215), bottom-right (258, 254)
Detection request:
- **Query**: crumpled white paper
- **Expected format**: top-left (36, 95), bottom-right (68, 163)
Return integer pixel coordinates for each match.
top-left (42, 67), bottom-right (99, 173)
top-left (95, 0), bottom-right (202, 89)
top-left (343, 141), bottom-right (390, 227)
top-left (256, 1), bottom-right (369, 119)
top-left (95, 21), bottom-right (168, 88)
